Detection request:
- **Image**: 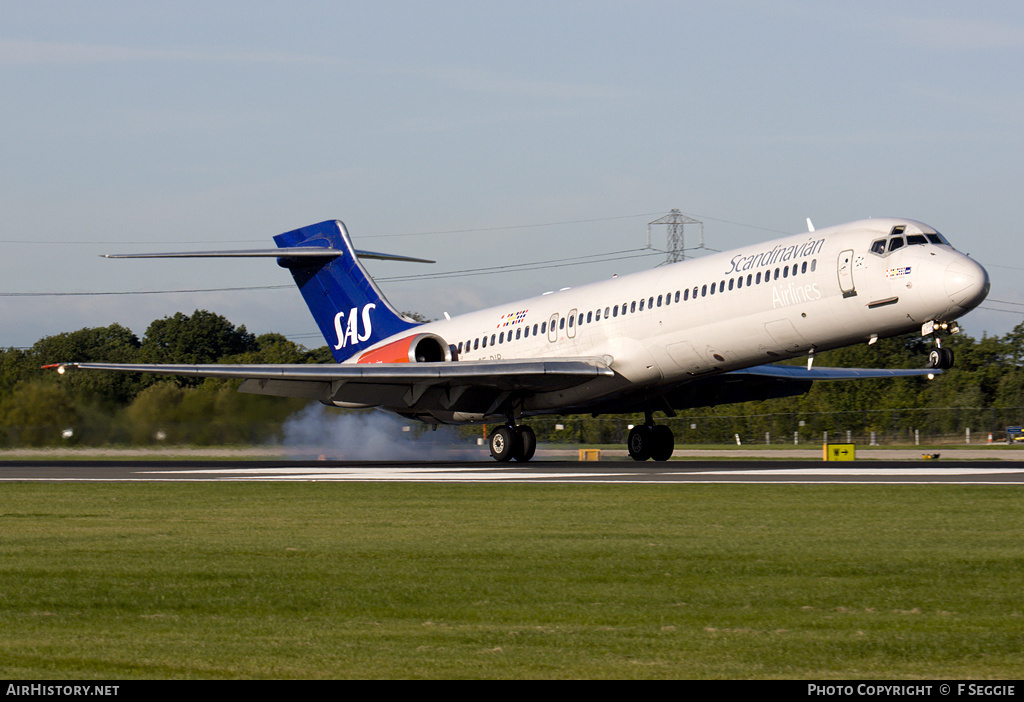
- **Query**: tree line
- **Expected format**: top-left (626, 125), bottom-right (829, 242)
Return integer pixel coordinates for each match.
top-left (2, 309), bottom-right (1024, 447)
top-left (0, 310), bottom-right (327, 446)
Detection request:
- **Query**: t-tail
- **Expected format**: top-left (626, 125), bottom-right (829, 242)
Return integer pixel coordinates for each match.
top-left (103, 219), bottom-right (433, 363)
top-left (274, 220), bottom-right (428, 362)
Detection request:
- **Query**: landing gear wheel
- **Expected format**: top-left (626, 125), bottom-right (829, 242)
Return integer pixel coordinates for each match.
top-left (489, 425), bottom-right (515, 462)
top-left (628, 424), bottom-right (653, 461)
top-left (650, 425), bottom-right (675, 462)
top-left (513, 426), bottom-right (537, 462)
top-left (927, 347), bottom-right (955, 370)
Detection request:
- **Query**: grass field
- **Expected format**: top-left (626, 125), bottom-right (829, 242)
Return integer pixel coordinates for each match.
top-left (1, 482), bottom-right (1022, 679)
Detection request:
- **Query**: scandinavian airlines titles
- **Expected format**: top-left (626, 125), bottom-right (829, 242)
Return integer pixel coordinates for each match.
top-left (725, 237), bottom-right (825, 276)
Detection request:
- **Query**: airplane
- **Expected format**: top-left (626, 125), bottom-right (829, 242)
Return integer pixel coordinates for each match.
top-left (46, 216), bottom-right (989, 462)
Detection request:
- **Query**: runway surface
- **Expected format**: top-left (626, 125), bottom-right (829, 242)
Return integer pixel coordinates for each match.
top-left (4, 457), bottom-right (1024, 484)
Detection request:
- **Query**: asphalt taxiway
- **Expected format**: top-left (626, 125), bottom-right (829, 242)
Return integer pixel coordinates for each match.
top-left (4, 457), bottom-right (1024, 484)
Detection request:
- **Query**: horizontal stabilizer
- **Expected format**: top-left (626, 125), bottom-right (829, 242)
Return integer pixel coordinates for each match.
top-left (103, 248), bottom-right (434, 263)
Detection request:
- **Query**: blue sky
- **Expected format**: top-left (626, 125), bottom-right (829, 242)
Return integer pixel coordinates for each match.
top-left (2, 1), bottom-right (1023, 349)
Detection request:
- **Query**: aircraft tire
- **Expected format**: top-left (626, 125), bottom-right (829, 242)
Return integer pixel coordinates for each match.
top-left (928, 347), bottom-right (955, 370)
top-left (489, 425), bottom-right (515, 462)
top-left (627, 425), bottom-right (653, 461)
top-left (650, 425), bottom-right (675, 462)
top-left (513, 426), bottom-right (537, 462)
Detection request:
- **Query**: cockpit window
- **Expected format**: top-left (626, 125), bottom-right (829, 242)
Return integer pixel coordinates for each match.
top-left (871, 226), bottom-right (952, 256)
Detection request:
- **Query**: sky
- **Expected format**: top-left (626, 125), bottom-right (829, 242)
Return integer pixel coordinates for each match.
top-left (3, 1), bottom-right (1023, 350)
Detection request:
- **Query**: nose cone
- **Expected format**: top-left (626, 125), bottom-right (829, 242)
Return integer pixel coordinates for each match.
top-left (944, 257), bottom-right (990, 312)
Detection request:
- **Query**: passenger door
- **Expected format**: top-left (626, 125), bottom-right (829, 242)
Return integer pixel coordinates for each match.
top-left (837, 249), bottom-right (856, 298)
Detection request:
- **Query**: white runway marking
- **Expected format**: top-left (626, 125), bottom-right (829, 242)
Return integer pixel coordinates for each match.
top-left (128, 464), bottom-right (1024, 484)
top-left (684, 467), bottom-right (1024, 476)
top-left (140, 467), bottom-right (623, 482)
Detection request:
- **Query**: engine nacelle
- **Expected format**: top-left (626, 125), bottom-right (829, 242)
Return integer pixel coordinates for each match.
top-left (356, 333), bottom-right (453, 364)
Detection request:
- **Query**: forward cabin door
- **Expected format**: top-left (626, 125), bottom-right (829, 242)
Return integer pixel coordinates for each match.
top-left (838, 249), bottom-right (857, 298)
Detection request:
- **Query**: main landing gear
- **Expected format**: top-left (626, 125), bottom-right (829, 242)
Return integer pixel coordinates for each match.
top-left (487, 411), bottom-right (675, 463)
top-left (627, 419), bottom-right (675, 462)
top-left (488, 424), bottom-right (537, 462)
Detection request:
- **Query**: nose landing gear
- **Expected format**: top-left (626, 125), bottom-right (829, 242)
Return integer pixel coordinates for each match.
top-left (927, 346), bottom-right (954, 370)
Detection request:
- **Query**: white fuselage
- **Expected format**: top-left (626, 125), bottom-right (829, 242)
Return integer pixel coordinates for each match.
top-left (346, 218), bottom-right (989, 421)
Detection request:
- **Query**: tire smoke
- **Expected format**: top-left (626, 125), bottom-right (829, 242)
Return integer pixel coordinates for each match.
top-left (281, 404), bottom-right (482, 461)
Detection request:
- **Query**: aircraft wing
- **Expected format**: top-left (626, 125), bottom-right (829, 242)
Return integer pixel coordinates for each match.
top-left (49, 357), bottom-right (935, 419)
top-left (726, 364), bottom-right (941, 380)
top-left (47, 358), bottom-right (615, 416)
top-left (655, 363), bottom-right (940, 413)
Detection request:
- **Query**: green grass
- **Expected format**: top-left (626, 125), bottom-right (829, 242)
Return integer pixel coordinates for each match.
top-left (1, 483), bottom-right (1022, 678)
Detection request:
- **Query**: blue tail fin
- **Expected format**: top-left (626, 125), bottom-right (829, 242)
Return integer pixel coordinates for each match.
top-left (274, 220), bottom-right (419, 362)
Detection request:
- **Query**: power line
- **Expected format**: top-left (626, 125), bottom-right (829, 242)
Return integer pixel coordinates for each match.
top-left (0, 211), bottom-right (669, 246)
top-left (0, 246), bottom-right (665, 296)
top-left (0, 285), bottom-right (292, 297)
top-left (377, 248), bottom-right (662, 283)
top-left (360, 212), bottom-right (667, 238)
